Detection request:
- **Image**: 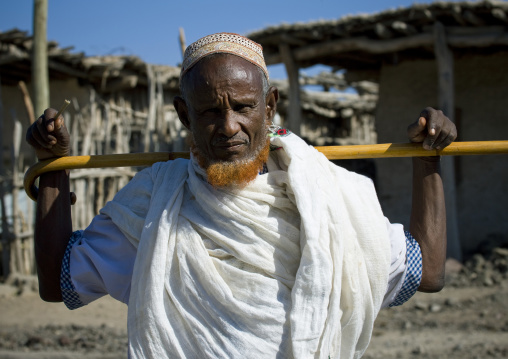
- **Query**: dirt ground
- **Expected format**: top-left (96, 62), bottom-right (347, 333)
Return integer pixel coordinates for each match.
top-left (0, 249), bottom-right (506, 359)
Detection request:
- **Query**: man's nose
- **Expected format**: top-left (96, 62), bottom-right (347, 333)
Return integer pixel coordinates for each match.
top-left (217, 110), bottom-right (241, 138)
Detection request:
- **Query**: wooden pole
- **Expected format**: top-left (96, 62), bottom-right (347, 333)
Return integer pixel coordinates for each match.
top-left (434, 21), bottom-right (461, 261)
top-left (18, 81), bottom-right (35, 125)
top-left (11, 111), bottom-right (22, 275)
top-left (23, 140), bottom-right (508, 202)
top-left (32, 0), bottom-right (49, 117)
top-left (263, 31), bottom-right (508, 66)
top-left (0, 77), bottom-right (12, 278)
top-left (279, 43), bottom-right (302, 136)
top-left (179, 28), bottom-right (186, 61)
top-left (144, 65), bottom-right (156, 152)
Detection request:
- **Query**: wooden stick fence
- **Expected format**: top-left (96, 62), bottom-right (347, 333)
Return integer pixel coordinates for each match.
top-left (24, 140), bottom-right (508, 202)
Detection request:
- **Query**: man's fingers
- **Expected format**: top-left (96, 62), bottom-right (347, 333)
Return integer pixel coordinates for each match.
top-left (53, 115), bottom-right (64, 131)
top-left (42, 108), bottom-right (65, 132)
top-left (427, 129), bottom-right (447, 150)
top-left (35, 116), bottom-right (59, 145)
top-left (407, 116), bottom-right (428, 142)
top-left (423, 125), bottom-right (442, 149)
top-left (36, 116), bottom-right (51, 137)
top-left (26, 126), bottom-right (42, 149)
top-left (43, 108), bottom-right (58, 121)
top-left (408, 107), bottom-right (457, 149)
top-left (433, 132), bottom-right (456, 150)
top-left (421, 107), bottom-right (446, 149)
top-left (30, 124), bottom-right (53, 149)
top-left (432, 123), bottom-right (457, 149)
top-left (424, 108), bottom-right (443, 132)
top-left (46, 134), bottom-right (57, 144)
top-left (426, 116), bottom-right (443, 136)
top-left (40, 110), bottom-right (67, 143)
top-left (47, 115), bottom-right (64, 132)
top-left (43, 116), bottom-right (57, 133)
top-left (26, 108), bottom-right (71, 160)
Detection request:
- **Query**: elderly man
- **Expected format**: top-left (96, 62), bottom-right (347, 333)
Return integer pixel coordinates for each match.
top-left (27, 33), bottom-right (456, 358)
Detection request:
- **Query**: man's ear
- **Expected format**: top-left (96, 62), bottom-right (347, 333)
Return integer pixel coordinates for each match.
top-left (265, 86), bottom-right (279, 122)
top-left (174, 96), bottom-right (191, 130)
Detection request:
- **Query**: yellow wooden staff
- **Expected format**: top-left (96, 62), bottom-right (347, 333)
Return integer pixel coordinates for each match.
top-left (24, 140), bottom-right (508, 202)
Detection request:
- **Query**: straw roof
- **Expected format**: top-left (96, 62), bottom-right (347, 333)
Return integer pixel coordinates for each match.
top-left (0, 29), bottom-right (180, 91)
top-left (248, 1), bottom-right (508, 71)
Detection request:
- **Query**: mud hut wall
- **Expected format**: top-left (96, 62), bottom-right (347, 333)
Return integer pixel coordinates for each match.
top-left (299, 112), bottom-right (377, 146)
top-left (454, 51), bottom-right (508, 255)
top-left (2, 77), bottom-right (185, 162)
top-left (0, 78), bottom-right (91, 276)
top-left (374, 52), bottom-right (508, 257)
top-left (1, 79), bottom-right (90, 164)
top-left (276, 87), bottom-right (378, 147)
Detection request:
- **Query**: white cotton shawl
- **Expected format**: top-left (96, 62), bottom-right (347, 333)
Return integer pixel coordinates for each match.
top-left (101, 133), bottom-right (391, 358)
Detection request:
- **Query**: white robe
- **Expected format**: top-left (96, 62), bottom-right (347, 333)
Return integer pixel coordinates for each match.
top-left (101, 133), bottom-right (391, 358)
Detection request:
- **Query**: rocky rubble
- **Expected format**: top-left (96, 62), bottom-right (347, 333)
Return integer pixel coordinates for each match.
top-left (446, 247), bottom-right (508, 288)
top-left (365, 247), bottom-right (508, 359)
top-left (0, 324), bottom-right (127, 356)
top-left (0, 274), bottom-right (39, 297)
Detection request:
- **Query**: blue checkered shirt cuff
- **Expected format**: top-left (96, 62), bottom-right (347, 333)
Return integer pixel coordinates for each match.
top-left (60, 230), bottom-right (86, 310)
top-left (389, 231), bottom-right (422, 307)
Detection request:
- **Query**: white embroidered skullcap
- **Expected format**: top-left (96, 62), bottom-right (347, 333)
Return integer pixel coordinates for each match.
top-left (181, 33), bottom-right (269, 80)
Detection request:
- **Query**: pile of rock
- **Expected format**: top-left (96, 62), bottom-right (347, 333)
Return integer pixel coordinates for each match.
top-left (0, 273), bottom-right (39, 298)
top-left (0, 324), bottom-right (127, 357)
top-left (447, 247), bottom-right (508, 288)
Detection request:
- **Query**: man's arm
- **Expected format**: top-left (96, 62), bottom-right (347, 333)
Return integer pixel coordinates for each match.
top-left (407, 107), bottom-right (457, 293)
top-left (26, 108), bottom-right (73, 302)
top-left (35, 170), bottom-right (72, 301)
top-left (410, 157), bottom-right (446, 292)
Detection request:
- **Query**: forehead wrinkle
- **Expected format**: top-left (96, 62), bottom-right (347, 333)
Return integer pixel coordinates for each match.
top-left (183, 55), bottom-right (265, 111)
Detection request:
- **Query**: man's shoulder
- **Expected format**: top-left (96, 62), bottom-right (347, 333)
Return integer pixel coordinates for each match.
top-left (100, 158), bottom-right (190, 231)
top-left (146, 158), bottom-right (190, 179)
top-left (110, 158), bottom-right (189, 203)
top-left (142, 158), bottom-right (190, 195)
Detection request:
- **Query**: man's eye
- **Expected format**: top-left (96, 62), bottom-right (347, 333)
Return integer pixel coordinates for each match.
top-left (234, 104), bottom-right (251, 112)
top-left (205, 108), bottom-right (221, 114)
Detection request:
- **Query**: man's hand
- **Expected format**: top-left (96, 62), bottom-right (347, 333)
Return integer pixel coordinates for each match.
top-left (407, 107), bottom-right (457, 150)
top-left (26, 108), bottom-right (70, 160)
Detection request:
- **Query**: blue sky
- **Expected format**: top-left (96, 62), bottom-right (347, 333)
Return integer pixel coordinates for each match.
top-left (1, 0), bottom-right (442, 78)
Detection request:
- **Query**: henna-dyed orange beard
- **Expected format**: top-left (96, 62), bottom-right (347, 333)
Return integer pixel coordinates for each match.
top-left (192, 138), bottom-right (270, 189)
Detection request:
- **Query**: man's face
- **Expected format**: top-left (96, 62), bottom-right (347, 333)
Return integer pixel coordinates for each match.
top-left (176, 54), bottom-right (275, 166)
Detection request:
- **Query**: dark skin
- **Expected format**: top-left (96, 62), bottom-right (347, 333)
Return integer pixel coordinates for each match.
top-left (407, 108), bottom-right (457, 291)
top-left (26, 108), bottom-right (72, 301)
top-left (26, 54), bottom-right (456, 302)
top-left (174, 55), bottom-right (279, 164)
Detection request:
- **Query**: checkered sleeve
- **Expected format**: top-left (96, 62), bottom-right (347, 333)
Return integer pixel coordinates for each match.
top-left (389, 231), bottom-right (422, 307)
top-left (60, 230), bottom-right (86, 310)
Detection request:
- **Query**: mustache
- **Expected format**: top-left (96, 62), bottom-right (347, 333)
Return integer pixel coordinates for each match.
top-left (212, 134), bottom-right (249, 146)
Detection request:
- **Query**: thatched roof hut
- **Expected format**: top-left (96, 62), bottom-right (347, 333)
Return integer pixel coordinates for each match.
top-left (249, 0), bottom-right (508, 259)
top-left (0, 28), bottom-right (184, 156)
top-left (0, 29), bottom-right (184, 276)
top-left (249, 1), bottom-right (508, 70)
